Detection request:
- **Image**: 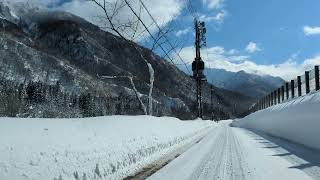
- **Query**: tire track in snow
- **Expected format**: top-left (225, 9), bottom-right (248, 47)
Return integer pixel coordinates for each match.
top-left (194, 126), bottom-right (227, 179)
top-left (149, 121), bottom-right (312, 180)
top-left (195, 123), bottom-right (251, 180)
top-left (229, 127), bottom-right (252, 180)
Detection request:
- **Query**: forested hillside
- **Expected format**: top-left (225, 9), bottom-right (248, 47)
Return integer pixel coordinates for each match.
top-left (0, 3), bottom-right (253, 119)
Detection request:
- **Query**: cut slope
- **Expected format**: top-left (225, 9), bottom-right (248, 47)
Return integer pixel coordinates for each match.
top-left (232, 90), bottom-right (320, 150)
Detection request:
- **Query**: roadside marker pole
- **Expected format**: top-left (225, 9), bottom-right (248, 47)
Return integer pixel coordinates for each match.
top-left (315, 66), bottom-right (319, 91)
top-left (291, 80), bottom-right (295, 98)
top-left (305, 71), bottom-right (310, 94)
top-left (297, 76), bottom-right (302, 97)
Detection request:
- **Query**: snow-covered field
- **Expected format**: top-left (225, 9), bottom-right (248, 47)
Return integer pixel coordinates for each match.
top-left (0, 116), bottom-right (214, 180)
top-left (232, 90), bottom-right (320, 150)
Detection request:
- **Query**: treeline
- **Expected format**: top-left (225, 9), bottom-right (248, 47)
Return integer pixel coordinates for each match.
top-left (0, 78), bottom-right (144, 118)
top-left (0, 78), bottom-right (238, 120)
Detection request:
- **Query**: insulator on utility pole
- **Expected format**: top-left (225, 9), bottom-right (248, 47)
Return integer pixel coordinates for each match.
top-left (192, 18), bottom-right (207, 118)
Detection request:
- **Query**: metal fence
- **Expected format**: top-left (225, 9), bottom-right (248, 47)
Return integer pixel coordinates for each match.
top-left (250, 65), bottom-right (320, 112)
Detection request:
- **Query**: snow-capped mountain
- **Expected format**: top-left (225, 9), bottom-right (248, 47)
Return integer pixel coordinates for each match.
top-left (0, 2), bottom-right (254, 119)
top-left (0, 1), bottom-right (19, 22)
top-left (206, 69), bottom-right (285, 98)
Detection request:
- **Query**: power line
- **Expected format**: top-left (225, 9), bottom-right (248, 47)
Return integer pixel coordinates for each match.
top-left (202, 36), bottom-right (216, 86)
top-left (123, 0), bottom-right (179, 67)
top-left (137, 0), bottom-right (192, 74)
top-left (186, 0), bottom-right (198, 19)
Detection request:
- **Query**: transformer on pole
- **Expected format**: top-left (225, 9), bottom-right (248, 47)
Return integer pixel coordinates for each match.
top-left (192, 18), bottom-right (206, 118)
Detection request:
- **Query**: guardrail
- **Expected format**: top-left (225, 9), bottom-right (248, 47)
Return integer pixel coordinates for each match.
top-left (250, 65), bottom-right (319, 112)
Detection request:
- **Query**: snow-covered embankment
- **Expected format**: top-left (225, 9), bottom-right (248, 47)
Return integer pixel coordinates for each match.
top-left (0, 116), bottom-right (214, 180)
top-left (232, 90), bottom-right (320, 150)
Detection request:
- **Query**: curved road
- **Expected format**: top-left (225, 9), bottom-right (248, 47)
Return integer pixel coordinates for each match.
top-left (149, 121), bottom-right (319, 180)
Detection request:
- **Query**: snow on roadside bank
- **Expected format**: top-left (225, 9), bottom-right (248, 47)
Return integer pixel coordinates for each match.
top-left (0, 116), bottom-right (215, 180)
top-left (232, 90), bottom-right (320, 150)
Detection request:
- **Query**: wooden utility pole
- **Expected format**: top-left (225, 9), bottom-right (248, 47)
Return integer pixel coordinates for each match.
top-left (192, 18), bottom-right (206, 118)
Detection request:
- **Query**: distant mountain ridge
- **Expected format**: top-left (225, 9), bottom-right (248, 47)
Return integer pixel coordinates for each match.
top-left (206, 68), bottom-right (285, 98)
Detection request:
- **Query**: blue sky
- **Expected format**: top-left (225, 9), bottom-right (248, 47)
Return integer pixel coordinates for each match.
top-left (12, 0), bottom-right (320, 79)
top-left (202, 0), bottom-right (320, 64)
top-left (166, 0), bottom-right (320, 79)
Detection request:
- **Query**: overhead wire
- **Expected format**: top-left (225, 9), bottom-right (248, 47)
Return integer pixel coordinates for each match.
top-left (122, 0), bottom-right (201, 75)
top-left (186, 0), bottom-right (198, 19)
top-left (137, 0), bottom-right (192, 74)
top-left (123, 0), bottom-right (178, 66)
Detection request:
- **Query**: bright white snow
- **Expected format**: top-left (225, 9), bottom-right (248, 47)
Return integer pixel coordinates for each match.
top-left (149, 121), bottom-right (316, 180)
top-left (232, 90), bottom-right (320, 150)
top-left (2, 91), bottom-right (320, 180)
top-left (0, 116), bottom-right (214, 180)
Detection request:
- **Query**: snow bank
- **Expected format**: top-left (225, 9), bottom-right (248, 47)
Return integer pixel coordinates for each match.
top-left (232, 90), bottom-right (320, 150)
top-left (0, 116), bottom-right (214, 180)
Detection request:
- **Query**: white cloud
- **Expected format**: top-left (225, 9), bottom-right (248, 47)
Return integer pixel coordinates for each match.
top-left (203, 0), bottom-right (224, 9)
top-left (199, 11), bottom-right (226, 23)
top-left (207, 46), bottom-right (225, 54)
top-left (303, 26), bottom-right (320, 36)
top-left (175, 46), bottom-right (320, 80)
top-left (176, 27), bottom-right (191, 37)
top-left (228, 55), bottom-right (250, 62)
top-left (245, 42), bottom-right (261, 53)
top-left (4, 0), bottom-right (59, 7)
top-left (7, 0), bottom-right (184, 42)
top-left (58, 0), bottom-right (184, 41)
top-left (227, 49), bottom-right (237, 55)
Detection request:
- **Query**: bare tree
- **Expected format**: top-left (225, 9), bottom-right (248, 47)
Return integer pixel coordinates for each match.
top-left (98, 75), bottom-right (147, 115)
top-left (90, 0), bottom-right (155, 115)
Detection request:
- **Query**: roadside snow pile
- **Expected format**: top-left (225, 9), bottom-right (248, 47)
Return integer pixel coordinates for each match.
top-left (0, 116), bottom-right (214, 180)
top-left (232, 90), bottom-right (320, 150)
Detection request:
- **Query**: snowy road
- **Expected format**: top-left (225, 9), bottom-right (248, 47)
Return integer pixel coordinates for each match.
top-left (149, 120), bottom-right (319, 180)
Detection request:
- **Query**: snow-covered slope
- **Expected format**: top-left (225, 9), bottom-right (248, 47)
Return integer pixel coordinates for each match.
top-left (232, 90), bottom-right (320, 150)
top-left (0, 116), bottom-right (214, 180)
top-left (0, 1), bottom-right (254, 119)
top-left (0, 1), bottom-right (18, 22)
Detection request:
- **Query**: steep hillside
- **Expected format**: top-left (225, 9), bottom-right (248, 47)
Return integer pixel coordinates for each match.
top-left (0, 3), bottom-right (253, 119)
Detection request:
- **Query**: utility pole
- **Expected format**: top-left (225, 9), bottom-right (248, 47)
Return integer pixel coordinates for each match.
top-left (192, 18), bottom-right (206, 118)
